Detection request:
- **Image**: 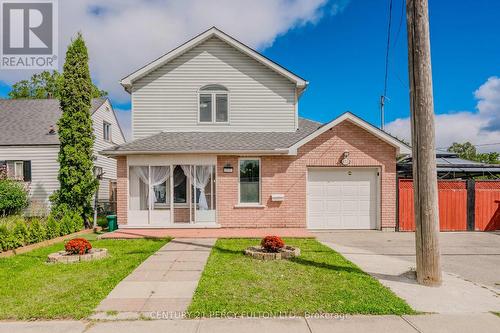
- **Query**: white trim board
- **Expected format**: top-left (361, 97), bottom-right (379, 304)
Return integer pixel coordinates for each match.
top-left (120, 27), bottom-right (308, 92)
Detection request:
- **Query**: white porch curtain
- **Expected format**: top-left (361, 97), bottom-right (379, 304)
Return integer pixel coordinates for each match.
top-left (150, 166), bottom-right (170, 208)
top-left (132, 166), bottom-right (149, 210)
top-left (181, 165), bottom-right (212, 210)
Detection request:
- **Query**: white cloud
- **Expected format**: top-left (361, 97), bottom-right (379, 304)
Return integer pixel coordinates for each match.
top-left (0, 0), bottom-right (341, 102)
top-left (386, 76), bottom-right (500, 152)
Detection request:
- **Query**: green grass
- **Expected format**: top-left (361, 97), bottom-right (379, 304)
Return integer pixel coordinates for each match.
top-left (0, 236), bottom-right (169, 320)
top-left (188, 238), bottom-right (414, 316)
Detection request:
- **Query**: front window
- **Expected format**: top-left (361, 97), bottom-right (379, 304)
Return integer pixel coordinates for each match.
top-left (239, 159), bottom-right (260, 204)
top-left (199, 84), bottom-right (228, 123)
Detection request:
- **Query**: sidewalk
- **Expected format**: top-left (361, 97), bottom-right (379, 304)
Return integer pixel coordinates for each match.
top-left (320, 241), bottom-right (500, 314)
top-left (1, 314), bottom-right (499, 333)
top-left (93, 238), bottom-right (216, 319)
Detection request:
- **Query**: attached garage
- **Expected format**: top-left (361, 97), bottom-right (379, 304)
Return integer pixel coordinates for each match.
top-left (307, 168), bottom-right (379, 230)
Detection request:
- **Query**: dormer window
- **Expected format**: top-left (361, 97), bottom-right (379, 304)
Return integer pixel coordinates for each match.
top-left (198, 84), bottom-right (228, 123)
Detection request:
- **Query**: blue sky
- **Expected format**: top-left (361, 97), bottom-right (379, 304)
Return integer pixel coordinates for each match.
top-left (1, 0), bottom-right (499, 150)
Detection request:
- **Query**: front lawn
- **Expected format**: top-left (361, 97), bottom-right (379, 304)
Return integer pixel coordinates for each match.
top-left (188, 238), bottom-right (414, 316)
top-left (0, 235), bottom-right (168, 320)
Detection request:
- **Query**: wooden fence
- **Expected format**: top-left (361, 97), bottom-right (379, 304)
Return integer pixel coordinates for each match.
top-left (398, 179), bottom-right (500, 231)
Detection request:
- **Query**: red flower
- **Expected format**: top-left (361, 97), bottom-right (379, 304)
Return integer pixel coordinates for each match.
top-left (65, 238), bottom-right (92, 255)
top-left (261, 236), bottom-right (285, 253)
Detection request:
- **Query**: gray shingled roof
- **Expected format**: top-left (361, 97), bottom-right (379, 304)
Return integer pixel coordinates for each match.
top-left (104, 118), bottom-right (323, 153)
top-left (0, 98), bottom-right (107, 145)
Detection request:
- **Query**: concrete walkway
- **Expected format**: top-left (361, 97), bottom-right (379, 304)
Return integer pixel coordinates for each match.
top-left (1, 314), bottom-right (499, 333)
top-left (93, 238), bottom-right (216, 318)
top-left (320, 240), bottom-right (500, 314)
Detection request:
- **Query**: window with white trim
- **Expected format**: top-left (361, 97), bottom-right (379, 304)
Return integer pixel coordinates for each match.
top-left (14, 161), bottom-right (24, 180)
top-left (199, 84), bottom-right (228, 123)
top-left (103, 122), bottom-right (111, 141)
top-left (239, 158), bottom-right (260, 204)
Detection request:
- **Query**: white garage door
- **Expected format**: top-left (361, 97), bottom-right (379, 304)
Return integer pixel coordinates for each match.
top-left (307, 168), bottom-right (378, 229)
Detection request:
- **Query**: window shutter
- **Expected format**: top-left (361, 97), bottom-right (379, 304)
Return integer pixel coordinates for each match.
top-left (23, 161), bottom-right (32, 182)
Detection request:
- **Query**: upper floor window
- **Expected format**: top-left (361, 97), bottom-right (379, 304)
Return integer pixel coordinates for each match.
top-left (103, 122), bottom-right (111, 142)
top-left (198, 84), bottom-right (228, 123)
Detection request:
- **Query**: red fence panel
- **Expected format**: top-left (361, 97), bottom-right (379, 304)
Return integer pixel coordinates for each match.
top-left (398, 180), bottom-right (468, 231)
top-left (475, 181), bottom-right (500, 231)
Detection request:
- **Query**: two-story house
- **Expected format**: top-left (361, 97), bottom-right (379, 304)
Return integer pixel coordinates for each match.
top-left (102, 27), bottom-right (410, 231)
top-left (0, 98), bottom-right (126, 213)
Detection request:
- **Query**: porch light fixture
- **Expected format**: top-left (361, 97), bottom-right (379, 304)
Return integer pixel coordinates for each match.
top-left (223, 164), bottom-right (233, 173)
top-left (341, 150), bottom-right (351, 166)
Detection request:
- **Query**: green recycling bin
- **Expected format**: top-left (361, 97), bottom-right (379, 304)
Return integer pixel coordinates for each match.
top-left (106, 215), bottom-right (118, 231)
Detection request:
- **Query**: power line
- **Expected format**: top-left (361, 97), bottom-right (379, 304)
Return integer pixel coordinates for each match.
top-left (437, 142), bottom-right (500, 149)
top-left (392, 0), bottom-right (405, 49)
top-left (380, 0), bottom-right (393, 130)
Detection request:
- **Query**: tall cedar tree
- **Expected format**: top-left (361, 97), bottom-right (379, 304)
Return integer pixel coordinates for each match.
top-left (51, 33), bottom-right (98, 226)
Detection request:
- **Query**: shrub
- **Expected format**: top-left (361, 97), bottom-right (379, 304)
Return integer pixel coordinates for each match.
top-left (65, 238), bottom-right (92, 255)
top-left (54, 206), bottom-right (84, 236)
top-left (27, 218), bottom-right (47, 244)
top-left (0, 224), bottom-right (15, 251)
top-left (12, 219), bottom-right (29, 247)
top-left (0, 180), bottom-right (29, 216)
top-left (261, 236), bottom-right (285, 253)
top-left (45, 214), bottom-right (60, 239)
top-left (96, 216), bottom-right (108, 229)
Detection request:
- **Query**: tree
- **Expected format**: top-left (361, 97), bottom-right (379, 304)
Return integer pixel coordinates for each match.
top-left (448, 142), bottom-right (499, 164)
top-left (8, 70), bottom-right (107, 99)
top-left (50, 33), bottom-right (98, 227)
top-left (448, 142), bottom-right (477, 161)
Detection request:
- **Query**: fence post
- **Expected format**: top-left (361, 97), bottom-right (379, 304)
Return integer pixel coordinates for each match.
top-left (466, 179), bottom-right (475, 231)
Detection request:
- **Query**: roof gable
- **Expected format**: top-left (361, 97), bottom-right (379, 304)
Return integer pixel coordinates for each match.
top-left (120, 27), bottom-right (308, 92)
top-left (288, 112), bottom-right (411, 155)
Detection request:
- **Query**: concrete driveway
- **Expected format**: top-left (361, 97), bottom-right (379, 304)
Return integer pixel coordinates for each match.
top-left (314, 231), bottom-right (500, 291)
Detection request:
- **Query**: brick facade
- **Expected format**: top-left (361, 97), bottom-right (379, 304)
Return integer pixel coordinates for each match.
top-left (217, 120), bottom-right (397, 230)
top-left (115, 120), bottom-right (397, 230)
top-left (116, 156), bottom-right (128, 225)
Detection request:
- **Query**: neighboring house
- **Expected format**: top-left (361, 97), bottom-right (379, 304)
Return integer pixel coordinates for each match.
top-left (102, 27), bottom-right (410, 231)
top-left (0, 98), bottom-right (126, 212)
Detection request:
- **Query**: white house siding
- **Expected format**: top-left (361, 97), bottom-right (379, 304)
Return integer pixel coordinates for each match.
top-left (0, 145), bottom-right (59, 208)
top-left (132, 37), bottom-right (297, 139)
top-left (92, 100), bottom-right (126, 200)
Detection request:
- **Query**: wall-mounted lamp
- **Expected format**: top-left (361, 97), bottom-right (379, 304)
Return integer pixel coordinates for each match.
top-left (223, 163), bottom-right (233, 173)
top-left (341, 150), bottom-right (351, 166)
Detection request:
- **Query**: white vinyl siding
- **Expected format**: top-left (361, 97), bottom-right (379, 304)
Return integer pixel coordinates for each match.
top-left (92, 100), bottom-right (126, 200)
top-left (0, 146), bottom-right (59, 207)
top-left (0, 100), bottom-right (125, 210)
top-left (131, 37), bottom-right (297, 139)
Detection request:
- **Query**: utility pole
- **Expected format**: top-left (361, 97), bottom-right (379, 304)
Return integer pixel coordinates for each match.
top-left (406, 0), bottom-right (442, 286)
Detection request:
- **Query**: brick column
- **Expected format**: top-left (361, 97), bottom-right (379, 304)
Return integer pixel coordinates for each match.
top-left (116, 156), bottom-right (128, 225)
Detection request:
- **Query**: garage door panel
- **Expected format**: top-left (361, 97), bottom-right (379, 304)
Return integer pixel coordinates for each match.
top-left (307, 168), bottom-right (378, 230)
top-left (325, 200), bottom-right (341, 212)
top-left (308, 199), bottom-right (324, 212)
top-left (326, 185), bottom-right (341, 196)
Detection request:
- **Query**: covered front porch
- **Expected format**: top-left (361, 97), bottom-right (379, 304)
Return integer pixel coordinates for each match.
top-left (127, 155), bottom-right (218, 228)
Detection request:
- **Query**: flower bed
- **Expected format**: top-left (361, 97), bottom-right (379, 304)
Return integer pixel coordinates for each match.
top-left (47, 238), bottom-right (106, 263)
top-left (244, 236), bottom-right (300, 260)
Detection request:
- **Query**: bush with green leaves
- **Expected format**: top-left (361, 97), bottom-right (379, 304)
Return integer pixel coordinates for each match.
top-left (0, 180), bottom-right (29, 216)
top-left (0, 210), bottom-right (85, 252)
